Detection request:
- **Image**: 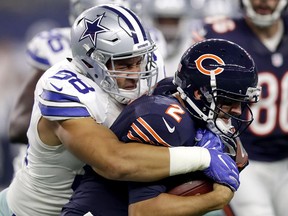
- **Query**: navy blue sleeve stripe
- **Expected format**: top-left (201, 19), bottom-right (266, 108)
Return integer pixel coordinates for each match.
top-left (40, 89), bottom-right (81, 103)
top-left (26, 49), bottom-right (50, 66)
top-left (39, 103), bottom-right (90, 117)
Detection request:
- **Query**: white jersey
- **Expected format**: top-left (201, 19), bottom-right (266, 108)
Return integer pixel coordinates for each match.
top-left (146, 26), bottom-right (168, 79)
top-left (7, 59), bottom-right (125, 216)
top-left (26, 27), bottom-right (72, 71)
top-left (147, 26), bottom-right (168, 60)
top-left (12, 28), bottom-right (73, 175)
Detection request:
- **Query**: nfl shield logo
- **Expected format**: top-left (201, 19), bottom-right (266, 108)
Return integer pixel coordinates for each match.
top-left (271, 53), bottom-right (283, 67)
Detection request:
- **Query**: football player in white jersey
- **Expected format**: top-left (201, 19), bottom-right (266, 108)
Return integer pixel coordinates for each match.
top-left (9, 0), bottom-right (167, 174)
top-left (0, 4), bottom-right (241, 216)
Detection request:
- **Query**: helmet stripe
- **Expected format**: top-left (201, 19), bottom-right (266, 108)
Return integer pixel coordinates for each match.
top-left (120, 6), bottom-right (147, 41)
top-left (101, 5), bottom-right (146, 44)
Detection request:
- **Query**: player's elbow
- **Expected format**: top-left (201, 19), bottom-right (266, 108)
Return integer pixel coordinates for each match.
top-left (214, 188), bottom-right (234, 209)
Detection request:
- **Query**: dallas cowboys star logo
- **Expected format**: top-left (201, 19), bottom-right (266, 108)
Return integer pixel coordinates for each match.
top-left (79, 14), bottom-right (109, 47)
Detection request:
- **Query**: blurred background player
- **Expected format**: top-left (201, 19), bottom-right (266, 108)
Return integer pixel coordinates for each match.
top-left (142, 0), bottom-right (193, 75)
top-left (61, 38), bottom-right (260, 216)
top-left (191, 0), bottom-right (288, 215)
top-left (8, 0), bottom-right (167, 175)
top-left (139, 0), bottom-right (240, 77)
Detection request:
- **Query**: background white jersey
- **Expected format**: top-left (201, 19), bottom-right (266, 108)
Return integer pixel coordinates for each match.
top-left (7, 59), bottom-right (125, 216)
top-left (26, 27), bottom-right (72, 71)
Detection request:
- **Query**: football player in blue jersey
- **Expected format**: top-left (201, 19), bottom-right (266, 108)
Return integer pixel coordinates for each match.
top-left (191, 0), bottom-right (288, 215)
top-left (0, 6), bottom-right (240, 216)
top-left (61, 39), bottom-right (261, 216)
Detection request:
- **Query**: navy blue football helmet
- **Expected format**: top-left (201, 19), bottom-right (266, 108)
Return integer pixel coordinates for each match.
top-left (174, 38), bottom-right (261, 139)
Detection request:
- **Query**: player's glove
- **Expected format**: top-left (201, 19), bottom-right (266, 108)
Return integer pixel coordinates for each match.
top-left (195, 128), bottom-right (225, 152)
top-left (195, 128), bottom-right (237, 158)
top-left (203, 149), bottom-right (240, 191)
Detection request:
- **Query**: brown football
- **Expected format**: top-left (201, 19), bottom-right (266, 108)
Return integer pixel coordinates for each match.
top-left (167, 172), bottom-right (213, 196)
top-left (168, 138), bottom-right (249, 196)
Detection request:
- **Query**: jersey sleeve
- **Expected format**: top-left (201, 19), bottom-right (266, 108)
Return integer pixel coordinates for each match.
top-left (35, 62), bottom-right (98, 121)
top-left (111, 95), bottom-right (198, 205)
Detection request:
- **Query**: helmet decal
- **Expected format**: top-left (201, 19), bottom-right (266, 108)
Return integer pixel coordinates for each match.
top-left (101, 5), bottom-right (147, 44)
top-left (79, 14), bottom-right (109, 47)
top-left (195, 54), bottom-right (225, 76)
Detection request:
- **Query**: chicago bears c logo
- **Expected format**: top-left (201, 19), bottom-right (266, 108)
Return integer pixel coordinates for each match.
top-left (195, 54), bottom-right (225, 76)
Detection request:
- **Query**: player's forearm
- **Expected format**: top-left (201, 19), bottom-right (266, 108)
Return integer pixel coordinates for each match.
top-left (92, 143), bottom-right (171, 182)
top-left (59, 119), bottom-right (170, 181)
top-left (80, 139), bottom-right (211, 182)
top-left (129, 186), bottom-right (233, 216)
top-left (92, 144), bottom-right (212, 182)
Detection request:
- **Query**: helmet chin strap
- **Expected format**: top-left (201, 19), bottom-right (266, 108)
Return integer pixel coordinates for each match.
top-left (176, 67), bottom-right (218, 123)
top-left (207, 69), bottom-right (217, 121)
top-left (177, 86), bottom-right (209, 121)
top-left (204, 70), bottom-right (235, 138)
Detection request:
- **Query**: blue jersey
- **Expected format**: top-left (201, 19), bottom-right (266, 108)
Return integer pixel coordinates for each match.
top-left (197, 17), bottom-right (288, 162)
top-left (112, 94), bottom-right (196, 147)
top-left (61, 90), bottom-right (198, 215)
top-left (112, 94), bottom-right (198, 205)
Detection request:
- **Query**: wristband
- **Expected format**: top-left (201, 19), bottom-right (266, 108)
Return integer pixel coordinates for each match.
top-left (169, 146), bottom-right (211, 176)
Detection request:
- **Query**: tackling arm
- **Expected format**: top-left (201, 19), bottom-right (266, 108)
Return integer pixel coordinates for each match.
top-left (38, 110), bottom-right (239, 184)
top-left (53, 117), bottom-right (170, 182)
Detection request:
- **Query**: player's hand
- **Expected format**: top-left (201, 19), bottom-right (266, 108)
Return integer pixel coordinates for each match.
top-left (195, 128), bottom-right (225, 152)
top-left (203, 149), bottom-right (240, 191)
top-left (195, 128), bottom-right (237, 158)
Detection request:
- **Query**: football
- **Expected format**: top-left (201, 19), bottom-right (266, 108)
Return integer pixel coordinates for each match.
top-left (167, 172), bottom-right (213, 196)
top-left (167, 138), bottom-right (248, 196)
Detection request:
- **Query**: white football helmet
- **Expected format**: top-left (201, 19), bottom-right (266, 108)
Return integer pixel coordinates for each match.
top-left (70, 4), bottom-right (158, 104)
top-left (241, 0), bottom-right (288, 27)
top-left (144, 0), bottom-right (192, 58)
top-left (69, 0), bottom-right (130, 25)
